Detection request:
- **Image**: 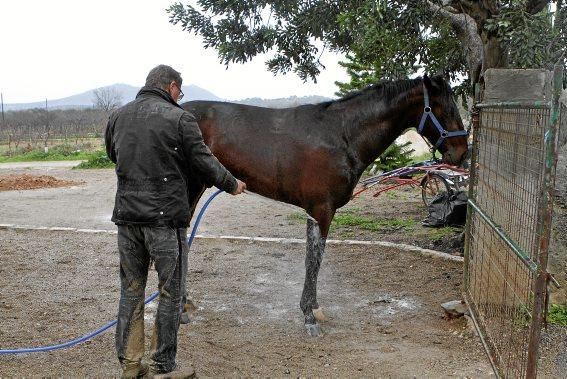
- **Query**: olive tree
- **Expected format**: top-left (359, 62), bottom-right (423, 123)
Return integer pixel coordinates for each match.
top-left (168, 0), bottom-right (565, 94)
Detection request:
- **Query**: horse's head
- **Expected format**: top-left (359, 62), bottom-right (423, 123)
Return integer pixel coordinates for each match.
top-left (416, 75), bottom-right (469, 166)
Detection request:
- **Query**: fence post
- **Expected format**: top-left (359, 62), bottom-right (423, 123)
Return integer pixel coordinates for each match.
top-left (526, 63), bottom-right (564, 378)
top-left (44, 98), bottom-right (49, 153)
top-left (464, 83), bottom-right (482, 291)
top-left (1, 93), bottom-right (4, 138)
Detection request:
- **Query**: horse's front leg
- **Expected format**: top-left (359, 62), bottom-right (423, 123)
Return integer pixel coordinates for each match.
top-left (300, 218), bottom-right (328, 337)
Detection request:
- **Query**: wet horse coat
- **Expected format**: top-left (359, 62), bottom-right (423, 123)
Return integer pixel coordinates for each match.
top-left (182, 75), bottom-right (468, 336)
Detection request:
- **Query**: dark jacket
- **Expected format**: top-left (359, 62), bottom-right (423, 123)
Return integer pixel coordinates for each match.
top-left (105, 87), bottom-right (237, 227)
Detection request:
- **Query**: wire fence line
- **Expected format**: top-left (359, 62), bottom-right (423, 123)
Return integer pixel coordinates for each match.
top-left (0, 108), bottom-right (108, 154)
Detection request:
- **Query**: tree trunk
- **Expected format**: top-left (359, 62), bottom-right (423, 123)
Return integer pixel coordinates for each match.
top-left (427, 2), bottom-right (484, 85)
top-left (433, 0), bottom-right (510, 85)
top-left (482, 32), bottom-right (508, 71)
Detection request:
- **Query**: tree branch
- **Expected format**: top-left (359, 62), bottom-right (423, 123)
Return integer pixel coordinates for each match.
top-left (442, 0), bottom-right (495, 29)
top-left (526, 0), bottom-right (551, 14)
top-left (426, 1), bottom-right (483, 84)
top-left (439, 1), bottom-right (460, 13)
top-left (481, 0), bottom-right (499, 14)
top-left (449, 1), bottom-right (497, 14)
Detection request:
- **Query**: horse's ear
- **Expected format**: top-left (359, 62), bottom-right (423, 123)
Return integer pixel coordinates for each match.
top-left (433, 72), bottom-right (448, 83)
top-left (424, 73), bottom-right (447, 93)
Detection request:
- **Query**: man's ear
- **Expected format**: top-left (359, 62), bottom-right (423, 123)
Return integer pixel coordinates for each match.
top-left (166, 81), bottom-right (175, 96)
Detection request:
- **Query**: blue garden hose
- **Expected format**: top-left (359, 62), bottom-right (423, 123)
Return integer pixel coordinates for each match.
top-left (0, 189), bottom-right (223, 355)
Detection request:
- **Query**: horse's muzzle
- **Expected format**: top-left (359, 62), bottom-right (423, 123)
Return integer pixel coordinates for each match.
top-left (457, 144), bottom-right (473, 169)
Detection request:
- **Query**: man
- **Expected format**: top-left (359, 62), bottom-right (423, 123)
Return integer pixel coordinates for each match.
top-left (105, 64), bottom-right (246, 378)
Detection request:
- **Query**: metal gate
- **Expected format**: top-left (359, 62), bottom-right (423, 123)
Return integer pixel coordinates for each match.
top-left (464, 66), bottom-right (564, 378)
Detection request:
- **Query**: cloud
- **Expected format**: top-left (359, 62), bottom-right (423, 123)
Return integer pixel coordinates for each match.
top-left (0, 0), bottom-right (348, 103)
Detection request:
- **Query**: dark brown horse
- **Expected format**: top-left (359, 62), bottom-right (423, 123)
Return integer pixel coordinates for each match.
top-left (182, 75), bottom-right (468, 336)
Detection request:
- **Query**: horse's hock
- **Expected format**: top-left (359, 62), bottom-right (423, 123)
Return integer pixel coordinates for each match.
top-left (465, 67), bottom-right (565, 378)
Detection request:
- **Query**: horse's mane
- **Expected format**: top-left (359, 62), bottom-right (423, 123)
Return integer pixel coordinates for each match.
top-left (322, 75), bottom-right (451, 109)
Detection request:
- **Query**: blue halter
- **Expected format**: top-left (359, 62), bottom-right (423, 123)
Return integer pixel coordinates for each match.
top-left (416, 84), bottom-right (468, 152)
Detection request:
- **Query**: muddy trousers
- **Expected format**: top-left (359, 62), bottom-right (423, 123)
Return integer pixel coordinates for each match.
top-left (115, 225), bottom-right (188, 374)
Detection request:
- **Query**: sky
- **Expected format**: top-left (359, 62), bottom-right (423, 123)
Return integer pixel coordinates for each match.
top-left (0, 0), bottom-right (349, 104)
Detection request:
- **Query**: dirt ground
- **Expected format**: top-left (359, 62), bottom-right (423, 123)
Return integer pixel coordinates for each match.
top-left (0, 173), bottom-right (81, 191)
top-left (1, 228), bottom-right (492, 377)
top-left (0, 165), bottom-right (564, 377)
top-left (0, 166), bottom-right (463, 254)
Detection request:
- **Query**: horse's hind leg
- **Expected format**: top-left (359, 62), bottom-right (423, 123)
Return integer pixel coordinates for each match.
top-left (300, 210), bottom-right (332, 337)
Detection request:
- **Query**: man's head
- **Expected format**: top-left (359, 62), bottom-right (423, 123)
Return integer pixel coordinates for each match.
top-left (145, 64), bottom-right (184, 102)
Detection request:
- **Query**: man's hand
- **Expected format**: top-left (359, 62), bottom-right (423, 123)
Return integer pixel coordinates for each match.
top-left (231, 179), bottom-right (247, 195)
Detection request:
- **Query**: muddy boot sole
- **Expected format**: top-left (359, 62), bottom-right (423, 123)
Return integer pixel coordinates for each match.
top-left (152, 366), bottom-right (196, 379)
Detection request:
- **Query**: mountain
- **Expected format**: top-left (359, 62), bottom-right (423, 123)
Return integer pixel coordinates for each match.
top-left (2, 83), bottom-right (222, 111)
top-left (237, 95), bottom-right (332, 108)
top-left (2, 84), bottom-right (333, 111)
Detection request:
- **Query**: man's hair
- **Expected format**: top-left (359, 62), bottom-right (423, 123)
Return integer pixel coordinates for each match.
top-left (145, 65), bottom-right (182, 90)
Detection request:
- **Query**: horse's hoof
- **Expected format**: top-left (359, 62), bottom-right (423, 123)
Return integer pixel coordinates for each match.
top-left (180, 311), bottom-right (191, 324)
top-left (313, 307), bottom-right (326, 322)
top-left (305, 323), bottom-right (323, 337)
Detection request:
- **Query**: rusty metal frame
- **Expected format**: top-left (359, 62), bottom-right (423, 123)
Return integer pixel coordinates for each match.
top-left (464, 65), bottom-right (563, 379)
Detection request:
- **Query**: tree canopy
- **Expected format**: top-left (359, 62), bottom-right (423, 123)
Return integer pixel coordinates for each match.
top-left (168, 1), bottom-right (566, 94)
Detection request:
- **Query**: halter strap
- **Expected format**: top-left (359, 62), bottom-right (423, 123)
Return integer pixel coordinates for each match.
top-left (416, 83), bottom-right (468, 151)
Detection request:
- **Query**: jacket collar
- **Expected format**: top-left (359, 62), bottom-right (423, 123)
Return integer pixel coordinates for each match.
top-left (136, 86), bottom-right (182, 109)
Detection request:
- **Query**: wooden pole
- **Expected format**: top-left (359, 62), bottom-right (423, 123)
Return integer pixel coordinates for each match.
top-left (1, 93), bottom-right (4, 132)
top-left (44, 98), bottom-right (49, 153)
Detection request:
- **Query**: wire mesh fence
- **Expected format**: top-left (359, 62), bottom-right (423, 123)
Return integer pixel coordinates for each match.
top-left (465, 106), bottom-right (549, 377)
top-left (464, 68), bottom-right (562, 379)
top-left (475, 108), bottom-right (547, 260)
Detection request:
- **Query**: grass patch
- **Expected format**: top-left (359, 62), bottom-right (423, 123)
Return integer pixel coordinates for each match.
top-left (548, 304), bottom-right (567, 326)
top-left (0, 145), bottom-right (99, 163)
top-left (385, 191), bottom-right (401, 200)
top-left (0, 143), bottom-right (115, 169)
top-left (411, 151), bottom-right (440, 164)
top-left (287, 212), bottom-right (308, 223)
top-left (336, 206), bottom-right (362, 215)
top-left (337, 230), bottom-right (356, 240)
top-left (331, 214), bottom-right (415, 232)
top-left (428, 226), bottom-right (462, 242)
top-left (288, 211), bottom-right (416, 233)
top-left (73, 152), bottom-right (115, 169)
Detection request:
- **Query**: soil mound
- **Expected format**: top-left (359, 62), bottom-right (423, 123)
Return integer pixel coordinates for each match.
top-left (0, 174), bottom-right (81, 191)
